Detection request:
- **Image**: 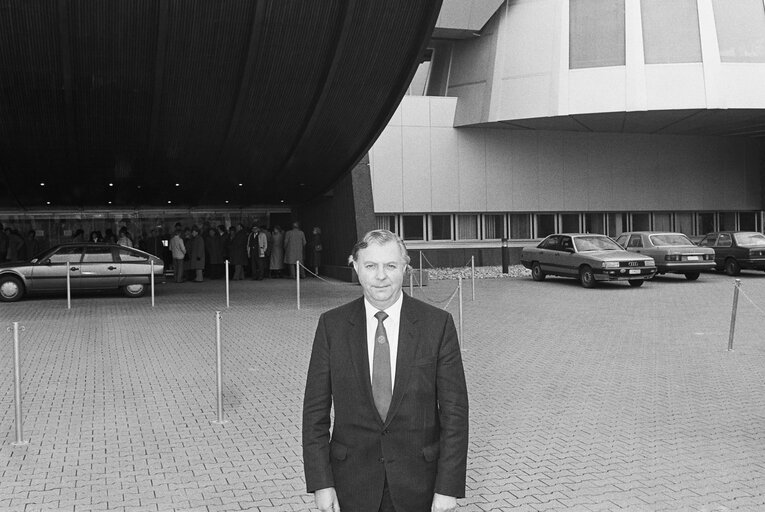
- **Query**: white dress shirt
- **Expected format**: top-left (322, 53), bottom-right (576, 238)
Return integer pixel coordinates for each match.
top-left (364, 292), bottom-right (403, 389)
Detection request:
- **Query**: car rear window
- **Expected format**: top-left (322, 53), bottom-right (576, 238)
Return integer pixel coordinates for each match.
top-left (649, 234), bottom-right (693, 246)
top-left (734, 232), bottom-right (765, 246)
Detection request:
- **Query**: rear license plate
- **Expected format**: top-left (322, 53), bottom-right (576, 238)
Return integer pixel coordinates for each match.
top-left (629, 269), bottom-right (640, 274)
top-left (687, 256), bottom-right (699, 261)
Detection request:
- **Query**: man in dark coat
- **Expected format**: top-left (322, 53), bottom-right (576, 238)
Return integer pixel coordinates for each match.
top-left (302, 229), bottom-right (469, 512)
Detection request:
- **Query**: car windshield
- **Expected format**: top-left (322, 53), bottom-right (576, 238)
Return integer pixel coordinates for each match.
top-left (573, 236), bottom-right (621, 252)
top-left (734, 232), bottom-right (765, 246)
top-left (649, 233), bottom-right (694, 246)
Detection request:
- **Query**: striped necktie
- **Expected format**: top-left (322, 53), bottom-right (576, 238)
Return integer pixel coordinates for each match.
top-left (372, 311), bottom-right (392, 421)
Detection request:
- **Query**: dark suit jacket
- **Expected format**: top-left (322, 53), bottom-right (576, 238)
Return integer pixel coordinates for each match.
top-left (303, 293), bottom-right (468, 512)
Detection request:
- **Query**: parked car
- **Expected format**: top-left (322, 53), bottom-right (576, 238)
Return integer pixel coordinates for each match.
top-left (697, 231), bottom-right (765, 275)
top-left (614, 231), bottom-right (715, 280)
top-left (520, 233), bottom-right (657, 288)
top-left (0, 243), bottom-right (165, 302)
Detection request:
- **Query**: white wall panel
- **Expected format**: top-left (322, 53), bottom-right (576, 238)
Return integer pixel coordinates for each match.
top-left (568, 67), bottom-right (627, 114)
top-left (509, 131), bottom-right (540, 211)
top-left (401, 127), bottom-right (432, 212)
top-left (430, 127), bottom-right (461, 211)
top-left (370, 126), bottom-right (403, 212)
top-left (401, 97), bottom-right (431, 127)
top-left (721, 66), bottom-right (765, 108)
top-left (536, 132), bottom-right (565, 211)
top-left (456, 129), bottom-right (487, 210)
top-left (562, 132), bottom-right (590, 210)
top-left (485, 129), bottom-right (513, 210)
top-left (430, 97), bottom-right (458, 127)
top-left (645, 64), bottom-right (707, 110)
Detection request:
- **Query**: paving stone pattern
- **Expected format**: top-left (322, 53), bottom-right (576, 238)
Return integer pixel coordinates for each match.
top-left (1, 272), bottom-right (765, 511)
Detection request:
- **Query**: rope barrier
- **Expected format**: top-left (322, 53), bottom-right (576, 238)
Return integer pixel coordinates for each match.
top-left (297, 261), bottom-right (349, 286)
top-left (736, 286), bottom-right (765, 318)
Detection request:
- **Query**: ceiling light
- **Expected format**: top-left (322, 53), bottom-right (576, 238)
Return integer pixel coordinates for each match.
top-left (225, 200), bottom-right (229, 204)
top-left (238, 183), bottom-right (243, 187)
top-left (167, 200), bottom-right (172, 204)
top-left (46, 201), bottom-right (51, 205)
top-left (40, 182), bottom-right (45, 186)
top-left (175, 183), bottom-right (180, 187)
top-left (108, 201), bottom-right (112, 205)
top-left (109, 183), bottom-right (114, 187)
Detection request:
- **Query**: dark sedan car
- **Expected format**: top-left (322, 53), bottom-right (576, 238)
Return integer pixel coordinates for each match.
top-left (0, 243), bottom-right (164, 302)
top-left (520, 233), bottom-right (657, 288)
top-left (614, 231), bottom-right (715, 280)
top-left (698, 231), bottom-right (765, 275)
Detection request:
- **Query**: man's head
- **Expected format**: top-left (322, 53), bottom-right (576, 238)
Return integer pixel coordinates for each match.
top-left (350, 230), bottom-right (409, 310)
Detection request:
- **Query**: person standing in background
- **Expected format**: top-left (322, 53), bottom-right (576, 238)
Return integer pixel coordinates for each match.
top-left (169, 228), bottom-right (186, 283)
top-left (270, 225), bottom-right (285, 278)
top-left (284, 221), bottom-right (306, 279)
top-left (189, 226), bottom-right (205, 282)
top-left (310, 226), bottom-right (322, 276)
top-left (230, 223), bottom-right (248, 280)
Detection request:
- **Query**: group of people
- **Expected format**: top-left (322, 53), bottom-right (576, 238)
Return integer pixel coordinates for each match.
top-left (164, 221), bottom-right (321, 283)
top-left (0, 223), bottom-right (46, 262)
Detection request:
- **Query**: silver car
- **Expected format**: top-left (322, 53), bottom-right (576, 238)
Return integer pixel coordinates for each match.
top-left (0, 243), bottom-right (164, 302)
top-left (521, 233), bottom-right (657, 288)
top-left (615, 231), bottom-right (715, 280)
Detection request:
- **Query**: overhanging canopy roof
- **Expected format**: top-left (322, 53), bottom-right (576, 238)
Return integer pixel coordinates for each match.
top-left (0, 0), bottom-right (442, 209)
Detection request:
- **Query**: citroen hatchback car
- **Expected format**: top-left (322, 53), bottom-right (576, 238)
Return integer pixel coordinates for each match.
top-left (520, 233), bottom-right (657, 288)
top-left (698, 231), bottom-right (765, 275)
top-left (614, 232), bottom-right (715, 280)
top-left (0, 243), bottom-right (164, 302)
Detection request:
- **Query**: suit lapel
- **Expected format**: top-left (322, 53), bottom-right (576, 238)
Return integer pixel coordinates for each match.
top-left (386, 294), bottom-right (420, 425)
top-left (346, 298), bottom-right (377, 416)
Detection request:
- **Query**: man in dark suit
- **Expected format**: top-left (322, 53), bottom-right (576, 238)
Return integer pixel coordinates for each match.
top-left (303, 229), bottom-right (469, 512)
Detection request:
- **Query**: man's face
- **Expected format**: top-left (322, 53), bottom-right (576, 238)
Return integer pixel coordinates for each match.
top-left (353, 240), bottom-right (406, 310)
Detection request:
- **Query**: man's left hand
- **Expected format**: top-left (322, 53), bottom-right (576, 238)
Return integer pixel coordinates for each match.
top-left (431, 493), bottom-right (458, 512)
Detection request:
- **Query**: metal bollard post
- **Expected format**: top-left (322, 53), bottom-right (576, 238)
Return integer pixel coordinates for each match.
top-left (501, 238), bottom-right (509, 274)
top-left (419, 251), bottom-right (423, 291)
top-left (728, 279), bottom-right (741, 351)
top-left (296, 261), bottom-right (301, 310)
top-left (150, 260), bottom-right (155, 307)
top-left (458, 276), bottom-right (464, 349)
top-left (66, 260), bottom-right (71, 309)
top-left (10, 322), bottom-right (29, 446)
top-left (225, 260), bottom-right (230, 308)
top-left (471, 255), bottom-right (475, 301)
top-left (212, 311), bottom-right (229, 424)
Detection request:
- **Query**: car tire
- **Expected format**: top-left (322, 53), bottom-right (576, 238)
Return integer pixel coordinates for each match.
top-left (628, 279), bottom-right (644, 287)
top-left (531, 262), bottom-right (546, 281)
top-left (724, 258), bottom-right (741, 276)
top-left (0, 275), bottom-right (25, 302)
top-left (579, 266), bottom-right (596, 288)
top-left (122, 283), bottom-right (146, 298)
top-left (684, 272), bottom-right (700, 281)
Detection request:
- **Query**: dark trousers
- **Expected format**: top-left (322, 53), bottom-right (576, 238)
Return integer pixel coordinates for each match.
top-left (255, 256), bottom-right (266, 280)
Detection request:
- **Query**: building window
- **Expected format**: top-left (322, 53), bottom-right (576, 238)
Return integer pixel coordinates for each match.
top-left (430, 214), bottom-right (452, 241)
top-left (570, 0), bottom-right (626, 69)
top-left (712, 0), bottom-right (765, 63)
top-left (740, 212), bottom-right (757, 231)
top-left (632, 213), bottom-right (650, 231)
top-left (719, 212), bottom-right (737, 231)
top-left (560, 213), bottom-right (580, 233)
top-left (641, 0), bottom-right (702, 64)
top-left (607, 213), bottom-right (625, 237)
top-left (536, 214), bottom-right (556, 238)
top-left (376, 215), bottom-right (397, 234)
top-left (509, 214), bottom-right (531, 239)
top-left (675, 212), bottom-right (694, 236)
top-left (483, 214), bottom-right (505, 239)
top-left (698, 212), bottom-right (715, 234)
top-left (402, 215), bottom-right (424, 241)
top-left (653, 212), bottom-right (672, 231)
top-left (584, 213), bottom-right (606, 234)
top-left (456, 214), bottom-right (478, 240)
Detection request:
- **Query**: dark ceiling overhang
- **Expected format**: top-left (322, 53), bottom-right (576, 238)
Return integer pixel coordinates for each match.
top-left (0, 0), bottom-right (443, 209)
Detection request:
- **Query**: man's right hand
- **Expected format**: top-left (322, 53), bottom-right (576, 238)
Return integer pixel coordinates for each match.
top-left (315, 487), bottom-right (340, 512)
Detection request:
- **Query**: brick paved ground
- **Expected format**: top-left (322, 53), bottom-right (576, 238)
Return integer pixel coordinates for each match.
top-left (1, 270), bottom-right (765, 511)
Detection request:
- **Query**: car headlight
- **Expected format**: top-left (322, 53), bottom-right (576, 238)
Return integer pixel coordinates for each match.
top-left (602, 261), bottom-right (619, 268)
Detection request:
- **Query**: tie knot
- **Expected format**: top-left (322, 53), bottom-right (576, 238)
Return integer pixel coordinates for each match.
top-left (375, 311), bottom-right (388, 322)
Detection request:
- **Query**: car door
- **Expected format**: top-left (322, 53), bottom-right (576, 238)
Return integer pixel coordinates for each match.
top-left (77, 245), bottom-right (120, 290)
top-left (117, 247), bottom-right (150, 284)
top-left (557, 236), bottom-right (577, 276)
top-left (536, 235), bottom-right (561, 273)
top-left (28, 246), bottom-right (84, 291)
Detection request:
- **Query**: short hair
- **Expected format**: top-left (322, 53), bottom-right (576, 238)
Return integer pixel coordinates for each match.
top-left (348, 229), bottom-right (410, 265)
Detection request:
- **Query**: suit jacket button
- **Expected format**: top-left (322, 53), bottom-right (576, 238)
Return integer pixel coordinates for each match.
top-left (382, 429), bottom-right (389, 436)
top-left (378, 457), bottom-right (385, 463)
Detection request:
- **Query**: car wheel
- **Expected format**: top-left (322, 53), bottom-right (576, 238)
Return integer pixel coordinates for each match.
top-left (0, 275), bottom-right (25, 302)
top-left (579, 266), bottom-right (596, 288)
top-left (122, 283), bottom-right (146, 298)
top-left (628, 279), bottom-right (644, 287)
top-left (724, 258), bottom-right (741, 276)
top-left (684, 272), bottom-right (700, 281)
top-left (531, 262), bottom-right (546, 281)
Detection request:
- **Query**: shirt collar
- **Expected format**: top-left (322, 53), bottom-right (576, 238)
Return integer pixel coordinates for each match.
top-left (363, 291), bottom-right (404, 319)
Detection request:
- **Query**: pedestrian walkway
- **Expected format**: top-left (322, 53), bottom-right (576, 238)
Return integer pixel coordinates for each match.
top-left (1, 273), bottom-right (764, 511)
